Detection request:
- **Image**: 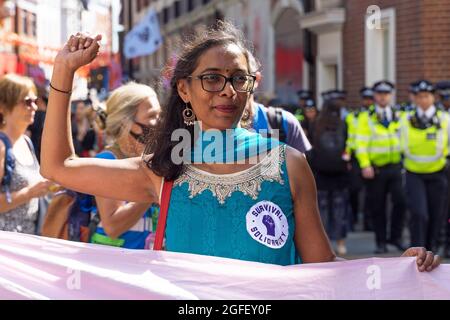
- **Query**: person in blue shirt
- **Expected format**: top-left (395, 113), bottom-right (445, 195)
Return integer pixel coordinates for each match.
top-left (244, 53), bottom-right (312, 153)
top-left (89, 83), bottom-right (161, 249)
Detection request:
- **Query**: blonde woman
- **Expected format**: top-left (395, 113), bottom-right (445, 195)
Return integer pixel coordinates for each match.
top-left (89, 83), bottom-right (161, 249)
top-left (0, 74), bottom-right (52, 234)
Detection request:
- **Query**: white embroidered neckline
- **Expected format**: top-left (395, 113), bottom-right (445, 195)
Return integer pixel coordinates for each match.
top-left (174, 145), bottom-right (286, 205)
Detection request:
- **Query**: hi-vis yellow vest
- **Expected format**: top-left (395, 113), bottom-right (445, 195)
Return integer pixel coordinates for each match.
top-left (400, 110), bottom-right (449, 174)
top-left (355, 109), bottom-right (402, 168)
top-left (345, 111), bottom-right (359, 155)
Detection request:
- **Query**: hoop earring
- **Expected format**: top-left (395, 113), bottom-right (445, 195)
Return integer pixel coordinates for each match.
top-left (240, 108), bottom-right (252, 128)
top-left (182, 103), bottom-right (195, 126)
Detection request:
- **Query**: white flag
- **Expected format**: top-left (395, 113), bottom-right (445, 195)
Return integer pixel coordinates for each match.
top-left (124, 8), bottom-right (163, 59)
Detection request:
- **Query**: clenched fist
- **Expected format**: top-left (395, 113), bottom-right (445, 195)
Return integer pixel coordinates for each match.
top-left (54, 32), bottom-right (102, 73)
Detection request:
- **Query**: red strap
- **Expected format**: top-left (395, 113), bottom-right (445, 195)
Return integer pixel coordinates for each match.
top-left (153, 179), bottom-right (174, 250)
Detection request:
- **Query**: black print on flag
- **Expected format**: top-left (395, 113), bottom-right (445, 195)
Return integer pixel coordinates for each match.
top-left (124, 8), bottom-right (162, 59)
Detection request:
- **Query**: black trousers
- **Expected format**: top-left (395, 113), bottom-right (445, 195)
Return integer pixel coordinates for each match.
top-left (406, 169), bottom-right (448, 251)
top-left (318, 189), bottom-right (350, 241)
top-left (349, 157), bottom-right (363, 225)
top-left (365, 164), bottom-right (406, 246)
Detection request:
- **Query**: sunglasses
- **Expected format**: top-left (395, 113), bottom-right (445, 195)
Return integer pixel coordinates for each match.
top-left (24, 97), bottom-right (38, 107)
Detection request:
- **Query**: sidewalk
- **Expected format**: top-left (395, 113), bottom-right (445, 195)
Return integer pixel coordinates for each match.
top-left (341, 229), bottom-right (450, 263)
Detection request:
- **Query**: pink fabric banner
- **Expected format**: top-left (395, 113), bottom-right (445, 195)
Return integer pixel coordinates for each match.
top-left (0, 231), bottom-right (449, 300)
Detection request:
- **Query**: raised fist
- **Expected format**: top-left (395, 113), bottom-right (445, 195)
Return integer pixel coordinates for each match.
top-left (262, 215), bottom-right (276, 237)
top-left (54, 32), bottom-right (102, 72)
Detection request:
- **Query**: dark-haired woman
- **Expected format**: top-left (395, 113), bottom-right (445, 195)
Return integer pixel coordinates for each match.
top-left (308, 100), bottom-right (350, 256)
top-left (41, 25), bottom-right (440, 271)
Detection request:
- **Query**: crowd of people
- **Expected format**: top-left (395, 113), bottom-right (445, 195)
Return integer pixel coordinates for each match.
top-left (276, 79), bottom-right (450, 258)
top-left (0, 22), bottom-right (444, 273)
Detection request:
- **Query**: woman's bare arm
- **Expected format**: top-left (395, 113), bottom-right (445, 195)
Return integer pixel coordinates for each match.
top-left (286, 146), bottom-right (338, 263)
top-left (40, 33), bottom-right (161, 203)
top-left (95, 195), bottom-right (152, 239)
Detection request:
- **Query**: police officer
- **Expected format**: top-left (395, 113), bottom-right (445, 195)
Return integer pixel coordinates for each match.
top-left (346, 88), bottom-right (373, 157)
top-left (300, 98), bottom-right (317, 140)
top-left (327, 90), bottom-right (348, 120)
top-left (360, 87), bottom-right (374, 110)
top-left (435, 81), bottom-right (450, 257)
top-left (297, 90), bottom-right (312, 106)
top-left (400, 80), bottom-right (450, 253)
top-left (328, 89), bottom-right (347, 101)
top-left (435, 81), bottom-right (450, 112)
top-left (355, 81), bottom-right (407, 254)
top-left (295, 90), bottom-right (312, 122)
top-left (321, 90), bottom-right (331, 103)
top-left (345, 87), bottom-right (374, 228)
top-left (397, 82), bottom-right (419, 113)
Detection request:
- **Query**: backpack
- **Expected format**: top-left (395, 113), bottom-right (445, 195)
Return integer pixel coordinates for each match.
top-left (311, 121), bottom-right (348, 173)
top-left (0, 132), bottom-right (15, 204)
top-left (42, 189), bottom-right (100, 242)
top-left (266, 107), bottom-right (287, 143)
top-left (41, 147), bottom-right (110, 243)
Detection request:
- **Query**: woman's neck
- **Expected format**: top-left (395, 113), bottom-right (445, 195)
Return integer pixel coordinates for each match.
top-left (114, 136), bottom-right (139, 159)
top-left (2, 121), bottom-right (26, 144)
top-left (197, 122), bottom-right (241, 132)
top-left (109, 143), bottom-right (127, 159)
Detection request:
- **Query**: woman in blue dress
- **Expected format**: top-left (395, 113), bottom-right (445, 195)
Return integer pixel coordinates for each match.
top-left (41, 22), bottom-right (440, 271)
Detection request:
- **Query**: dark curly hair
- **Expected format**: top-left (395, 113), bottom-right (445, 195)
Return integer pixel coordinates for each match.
top-left (311, 100), bottom-right (342, 147)
top-left (143, 21), bottom-right (255, 181)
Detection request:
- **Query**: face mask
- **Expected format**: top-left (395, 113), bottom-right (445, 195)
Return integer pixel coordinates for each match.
top-left (130, 121), bottom-right (153, 144)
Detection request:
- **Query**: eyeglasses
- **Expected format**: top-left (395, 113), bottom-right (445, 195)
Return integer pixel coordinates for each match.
top-left (24, 97), bottom-right (38, 107)
top-left (187, 74), bottom-right (256, 93)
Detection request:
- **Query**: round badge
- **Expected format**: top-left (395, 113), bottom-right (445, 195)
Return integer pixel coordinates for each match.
top-left (246, 201), bottom-right (289, 249)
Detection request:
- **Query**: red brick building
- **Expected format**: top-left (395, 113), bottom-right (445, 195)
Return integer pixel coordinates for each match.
top-left (121, 0), bottom-right (450, 106)
top-left (0, 0), bottom-right (40, 76)
top-left (343, 0), bottom-right (450, 106)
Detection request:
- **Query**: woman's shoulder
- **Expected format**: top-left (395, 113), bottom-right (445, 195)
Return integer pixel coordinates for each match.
top-left (22, 134), bottom-right (36, 151)
top-left (284, 145), bottom-right (315, 199)
top-left (285, 146), bottom-right (310, 179)
top-left (285, 145), bottom-right (308, 168)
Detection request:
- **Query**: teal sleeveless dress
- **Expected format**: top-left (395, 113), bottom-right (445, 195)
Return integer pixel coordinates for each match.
top-left (164, 142), bottom-right (300, 266)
